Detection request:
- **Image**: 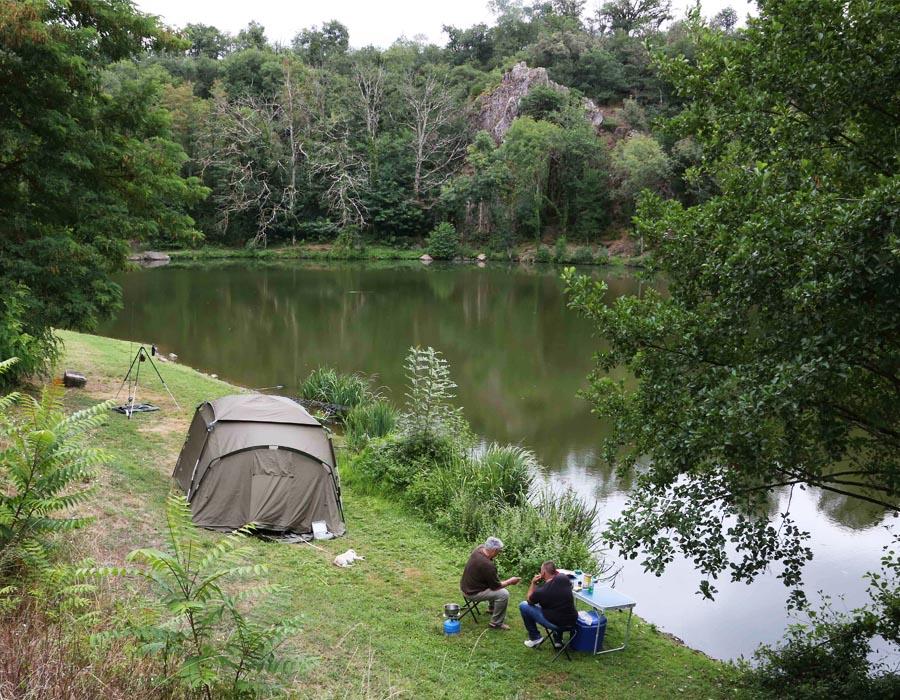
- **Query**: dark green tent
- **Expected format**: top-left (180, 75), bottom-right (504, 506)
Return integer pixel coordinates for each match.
top-left (173, 394), bottom-right (345, 536)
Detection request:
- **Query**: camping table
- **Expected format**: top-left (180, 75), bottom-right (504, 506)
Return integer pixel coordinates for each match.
top-left (573, 586), bottom-right (637, 655)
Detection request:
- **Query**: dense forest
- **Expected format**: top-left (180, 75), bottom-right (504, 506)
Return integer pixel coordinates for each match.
top-left (113, 0), bottom-right (735, 250)
top-left (1, 1), bottom-right (898, 695)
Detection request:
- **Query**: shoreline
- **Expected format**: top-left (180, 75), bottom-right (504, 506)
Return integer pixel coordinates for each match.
top-left (147, 242), bottom-right (646, 268)
top-left (53, 329), bottom-right (739, 697)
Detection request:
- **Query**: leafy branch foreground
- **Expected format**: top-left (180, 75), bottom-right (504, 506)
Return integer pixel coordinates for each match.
top-left (0, 358), bottom-right (111, 585)
top-left (0, 356), bottom-right (300, 698)
top-left (98, 493), bottom-right (302, 699)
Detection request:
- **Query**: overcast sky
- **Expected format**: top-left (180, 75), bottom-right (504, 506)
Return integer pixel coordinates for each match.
top-left (134, 1), bottom-right (758, 49)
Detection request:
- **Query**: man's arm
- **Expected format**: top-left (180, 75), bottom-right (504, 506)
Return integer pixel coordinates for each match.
top-left (524, 572), bottom-right (542, 603)
top-left (500, 575), bottom-right (521, 588)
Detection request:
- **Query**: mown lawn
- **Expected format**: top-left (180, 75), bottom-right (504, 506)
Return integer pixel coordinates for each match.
top-left (57, 330), bottom-right (743, 699)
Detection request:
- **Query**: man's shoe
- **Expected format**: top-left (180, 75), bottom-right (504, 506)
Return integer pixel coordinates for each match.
top-left (524, 637), bottom-right (544, 648)
top-left (488, 622), bottom-right (511, 630)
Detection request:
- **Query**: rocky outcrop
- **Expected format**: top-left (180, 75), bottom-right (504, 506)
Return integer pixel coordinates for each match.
top-left (129, 251), bottom-right (171, 267)
top-left (475, 62), bottom-right (604, 142)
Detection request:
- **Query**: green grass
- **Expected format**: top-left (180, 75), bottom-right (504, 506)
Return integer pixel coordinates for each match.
top-left (166, 244), bottom-right (426, 262)
top-left (55, 330), bottom-right (742, 699)
top-left (161, 243), bottom-right (639, 268)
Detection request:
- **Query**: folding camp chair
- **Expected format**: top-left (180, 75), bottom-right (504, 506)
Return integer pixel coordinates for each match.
top-left (459, 596), bottom-right (483, 624)
top-left (541, 622), bottom-right (578, 661)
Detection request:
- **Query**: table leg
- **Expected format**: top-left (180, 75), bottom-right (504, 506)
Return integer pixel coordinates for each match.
top-left (592, 606), bottom-right (634, 655)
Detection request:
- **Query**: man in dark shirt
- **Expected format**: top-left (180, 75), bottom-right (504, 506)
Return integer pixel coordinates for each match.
top-left (518, 560), bottom-right (578, 647)
top-left (459, 536), bottom-right (521, 629)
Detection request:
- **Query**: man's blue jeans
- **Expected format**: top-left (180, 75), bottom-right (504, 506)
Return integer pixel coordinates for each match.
top-left (519, 601), bottom-right (556, 641)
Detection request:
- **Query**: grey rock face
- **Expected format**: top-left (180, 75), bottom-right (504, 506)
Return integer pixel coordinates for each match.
top-left (475, 62), bottom-right (604, 142)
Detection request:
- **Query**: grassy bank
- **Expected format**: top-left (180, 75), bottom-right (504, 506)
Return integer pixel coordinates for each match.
top-left (54, 330), bottom-right (739, 699)
top-left (161, 243), bottom-right (639, 267)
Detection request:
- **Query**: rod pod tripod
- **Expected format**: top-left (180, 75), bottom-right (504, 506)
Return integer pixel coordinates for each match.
top-left (115, 344), bottom-right (181, 419)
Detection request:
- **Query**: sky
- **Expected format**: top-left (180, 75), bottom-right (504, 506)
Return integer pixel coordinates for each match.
top-left (133, 0), bottom-right (758, 49)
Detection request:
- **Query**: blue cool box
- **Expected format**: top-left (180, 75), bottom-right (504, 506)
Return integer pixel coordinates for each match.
top-left (571, 610), bottom-right (607, 652)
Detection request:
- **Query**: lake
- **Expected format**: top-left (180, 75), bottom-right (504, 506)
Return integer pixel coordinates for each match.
top-left (100, 260), bottom-right (893, 661)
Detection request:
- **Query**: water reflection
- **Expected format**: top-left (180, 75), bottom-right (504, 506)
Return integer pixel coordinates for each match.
top-left (101, 260), bottom-right (892, 659)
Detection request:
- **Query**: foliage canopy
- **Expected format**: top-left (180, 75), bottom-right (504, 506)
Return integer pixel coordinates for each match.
top-left (566, 0), bottom-right (899, 609)
top-left (0, 0), bottom-right (206, 382)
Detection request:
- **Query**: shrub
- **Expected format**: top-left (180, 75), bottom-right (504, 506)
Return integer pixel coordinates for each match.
top-left (346, 432), bottom-right (464, 494)
top-left (0, 362), bottom-right (111, 582)
top-left (743, 613), bottom-right (900, 699)
top-left (344, 399), bottom-right (398, 450)
top-left (343, 348), bottom-right (605, 583)
top-left (0, 286), bottom-right (57, 389)
top-left (573, 246), bottom-right (594, 264)
top-left (331, 226), bottom-right (366, 258)
top-left (471, 444), bottom-right (535, 508)
top-left (299, 367), bottom-right (373, 409)
top-left (120, 493), bottom-right (301, 699)
top-left (553, 235), bottom-right (567, 262)
top-left (426, 222), bottom-right (460, 260)
top-left (400, 346), bottom-right (469, 444)
top-left (406, 444), bottom-right (535, 538)
top-left (433, 489), bottom-right (498, 542)
top-left (535, 246), bottom-right (552, 264)
top-left (621, 98), bottom-right (649, 131)
top-left (487, 488), bottom-right (600, 576)
top-left (600, 114), bottom-right (621, 131)
top-left (518, 85), bottom-right (567, 122)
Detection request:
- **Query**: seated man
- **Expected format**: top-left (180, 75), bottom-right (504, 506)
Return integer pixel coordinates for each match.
top-left (460, 536), bottom-right (521, 630)
top-left (518, 560), bottom-right (578, 648)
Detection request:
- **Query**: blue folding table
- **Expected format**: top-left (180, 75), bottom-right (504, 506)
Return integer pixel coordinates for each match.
top-left (573, 586), bottom-right (637, 655)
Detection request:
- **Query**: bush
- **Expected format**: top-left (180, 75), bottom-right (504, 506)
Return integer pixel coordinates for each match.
top-left (405, 444), bottom-right (534, 516)
top-left (487, 489), bottom-right (601, 576)
top-left (553, 235), bottom-right (567, 262)
top-left (621, 98), bottom-right (649, 131)
top-left (518, 85), bottom-right (567, 122)
top-left (0, 363), bottom-right (111, 582)
top-left (344, 347), bottom-right (604, 582)
top-left (572, 246), bottom-right (594, 264)
top-left (344, 399), bottom-right (398, 450)
top-left (0, 285), bottom-right (58, 389)
top-left (535, 246), bottom-right (552, 264)
top-left (331, 226), bottom-right (366, 258)
top-left (299, 367), bottom-right (373, 409)
top-left (426, 222), bottom-right (460, 260)
top-left (743, 613), bottom-right (900, 699)
top-left (471, 444), bottom-right (536, 508)
top-left (433, 489), bottom-right (498, 542)
top-left (346, 432), bottom-right (464, 494)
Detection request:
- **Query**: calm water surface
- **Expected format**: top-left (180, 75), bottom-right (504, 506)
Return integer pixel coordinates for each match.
top-left (100, 261), bottom-right (893, 660)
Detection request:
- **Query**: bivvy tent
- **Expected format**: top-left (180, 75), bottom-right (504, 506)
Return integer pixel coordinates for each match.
top-left (173, 394), bottom-right (345, 537)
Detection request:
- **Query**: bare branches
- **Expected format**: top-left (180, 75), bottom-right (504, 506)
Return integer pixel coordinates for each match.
top-left (353, 60), bottom-right (385, 141)
top-left (402, 72), bottom-right (468, 201)
top-left (309, 128), bottom-right (369, 227)
top-left (198, 61), bottom-right (312, 247)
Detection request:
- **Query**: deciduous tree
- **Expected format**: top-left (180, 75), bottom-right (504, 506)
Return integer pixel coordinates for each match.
top-left (0, 0), bottom-right (206, 383)
top-left (565, 0), bottom-right (900, 610)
